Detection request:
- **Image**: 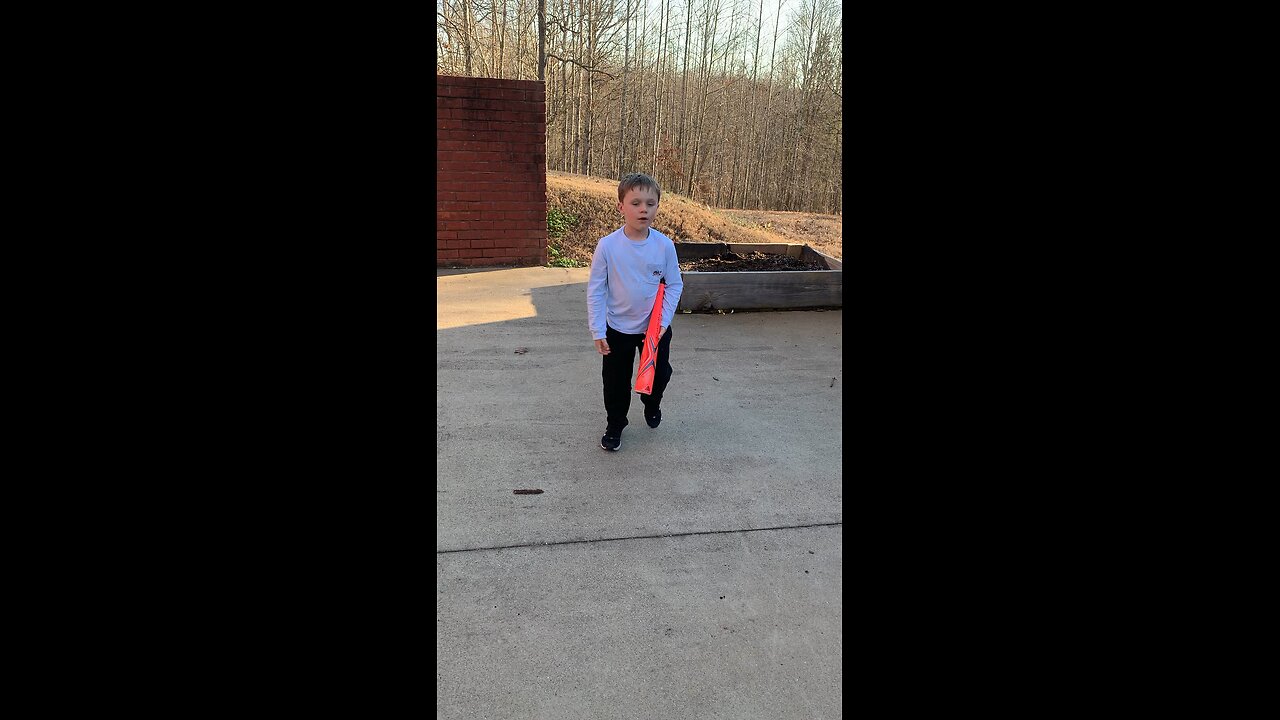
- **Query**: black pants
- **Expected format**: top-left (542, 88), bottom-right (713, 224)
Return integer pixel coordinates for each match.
top-left (602, 324), bottom-right (673, 432)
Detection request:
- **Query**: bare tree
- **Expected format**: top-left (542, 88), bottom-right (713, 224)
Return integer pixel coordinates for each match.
top-left (652, 0), bottom-right (669, 178)
top-left (618, 0), bottom-right (631, 175)
top-left (447, 0), bottom-right (841, 213)
top-left (685, 0), bottom-right (723, 198)
top-left (677, 0), bottom-right (692, 166)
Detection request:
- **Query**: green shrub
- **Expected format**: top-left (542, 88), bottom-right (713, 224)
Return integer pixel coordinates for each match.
top-left (546, 206), bottom-right (586, 267)
top-left (547, 207), bottom-right (578, 239)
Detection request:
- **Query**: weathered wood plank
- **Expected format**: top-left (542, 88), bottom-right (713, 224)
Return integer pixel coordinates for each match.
top-left (727, 243), bottom-right (804, 259)
top-left (674, 242), bottom-right (731, 259)
top-left (677, 271), bottom-right (842, 311)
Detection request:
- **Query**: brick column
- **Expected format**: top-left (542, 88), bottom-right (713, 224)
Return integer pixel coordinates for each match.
top-left (437, 76), bottom-right (547, 267)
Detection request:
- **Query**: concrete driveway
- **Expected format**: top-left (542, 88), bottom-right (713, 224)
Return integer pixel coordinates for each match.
top-left (437, 266), bottom-right (843, 719)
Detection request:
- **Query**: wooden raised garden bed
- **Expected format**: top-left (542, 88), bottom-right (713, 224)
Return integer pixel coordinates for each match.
top-left (675, 243), bottom-right (842, 311)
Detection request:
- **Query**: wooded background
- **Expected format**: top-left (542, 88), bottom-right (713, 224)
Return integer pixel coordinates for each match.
top-left (437, 0), bottom-right (841, 214)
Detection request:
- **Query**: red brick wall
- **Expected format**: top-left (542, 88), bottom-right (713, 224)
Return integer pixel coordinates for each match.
top-left (437, 75), bottom-right (547, 267)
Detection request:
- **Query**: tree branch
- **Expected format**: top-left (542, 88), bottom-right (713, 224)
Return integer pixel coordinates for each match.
top-left (706, 76), bottom-right (742, 97)
top-left (546, 18), bottom-right (581, 35)
top-left (546, 53), bottom-right (617, 78)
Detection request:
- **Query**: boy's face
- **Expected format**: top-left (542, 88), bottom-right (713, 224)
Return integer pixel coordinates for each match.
top-left (618, 186), bottom-right (660, 236)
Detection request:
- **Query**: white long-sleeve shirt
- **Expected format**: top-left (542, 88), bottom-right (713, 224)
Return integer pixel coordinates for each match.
top-left (586, 226), bottom-right (684, 339)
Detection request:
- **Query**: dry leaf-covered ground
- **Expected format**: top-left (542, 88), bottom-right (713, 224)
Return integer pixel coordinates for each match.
top-left (546, 171), bottom-right (842, 267)
top-left (717, 209), bottom-right (843, 262)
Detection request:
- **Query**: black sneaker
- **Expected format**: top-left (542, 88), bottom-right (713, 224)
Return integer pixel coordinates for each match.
top-left (600, 432), bottom-right (621, 451)
top-left (644, 406), bottom-right (662, 428)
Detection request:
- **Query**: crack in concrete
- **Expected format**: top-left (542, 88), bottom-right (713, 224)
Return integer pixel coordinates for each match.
top-left (436, 521), bottom-right (842, 555)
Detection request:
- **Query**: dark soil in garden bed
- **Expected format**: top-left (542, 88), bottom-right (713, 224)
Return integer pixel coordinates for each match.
top-left (678, 251), bottom-right (826, 272)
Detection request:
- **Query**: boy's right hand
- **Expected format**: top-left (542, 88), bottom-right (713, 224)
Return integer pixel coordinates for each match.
top-left (594, 339), bottom-right (611, 355)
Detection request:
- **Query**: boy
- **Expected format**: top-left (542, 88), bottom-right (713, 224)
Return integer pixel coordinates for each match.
top-left (586, 173), bottom-right (684, 451)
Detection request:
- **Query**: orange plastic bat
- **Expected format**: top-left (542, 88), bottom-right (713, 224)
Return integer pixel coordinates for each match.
top-left (634, 281), bottom-right (665, 395)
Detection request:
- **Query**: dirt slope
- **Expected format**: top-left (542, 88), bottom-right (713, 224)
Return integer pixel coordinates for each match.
top-left (546, 171), bottom-right (842, 266)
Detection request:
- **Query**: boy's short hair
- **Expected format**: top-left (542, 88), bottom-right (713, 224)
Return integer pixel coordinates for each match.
top-left (617, 173), bottom-right (662, 202)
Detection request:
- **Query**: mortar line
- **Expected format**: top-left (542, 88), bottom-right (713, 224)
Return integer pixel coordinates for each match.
top-left (436, 521), bottom-right (842, 555)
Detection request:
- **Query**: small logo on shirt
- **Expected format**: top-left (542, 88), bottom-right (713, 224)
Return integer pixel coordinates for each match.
top-left (652, 270), bottom-right (662, 277)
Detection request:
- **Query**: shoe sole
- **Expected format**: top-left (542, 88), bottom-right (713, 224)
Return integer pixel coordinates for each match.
top-left (601, 440), bottom-right (621, 451)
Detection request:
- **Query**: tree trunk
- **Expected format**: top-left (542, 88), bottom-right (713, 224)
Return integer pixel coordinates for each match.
top-left (634, 0), bottom-right (646, 173)
top-left (538, 0), bottom-right (546, 80)
top-left (652, 0), bottom-right (668, 179)
top-left (677, 0), bottom-right (692, 163)
top-left (619, 0), bottom-right (629, 174)
top-left (755, 0), bottom-right (781, 208)
top-left (498, 0), bottom-right (508, 78)
top-left (740, 0), bottom-right (763, 209)
top-left (583, 7), bottom-right (594, 176)
top-left (462, 0), bottom-right (473, 75)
